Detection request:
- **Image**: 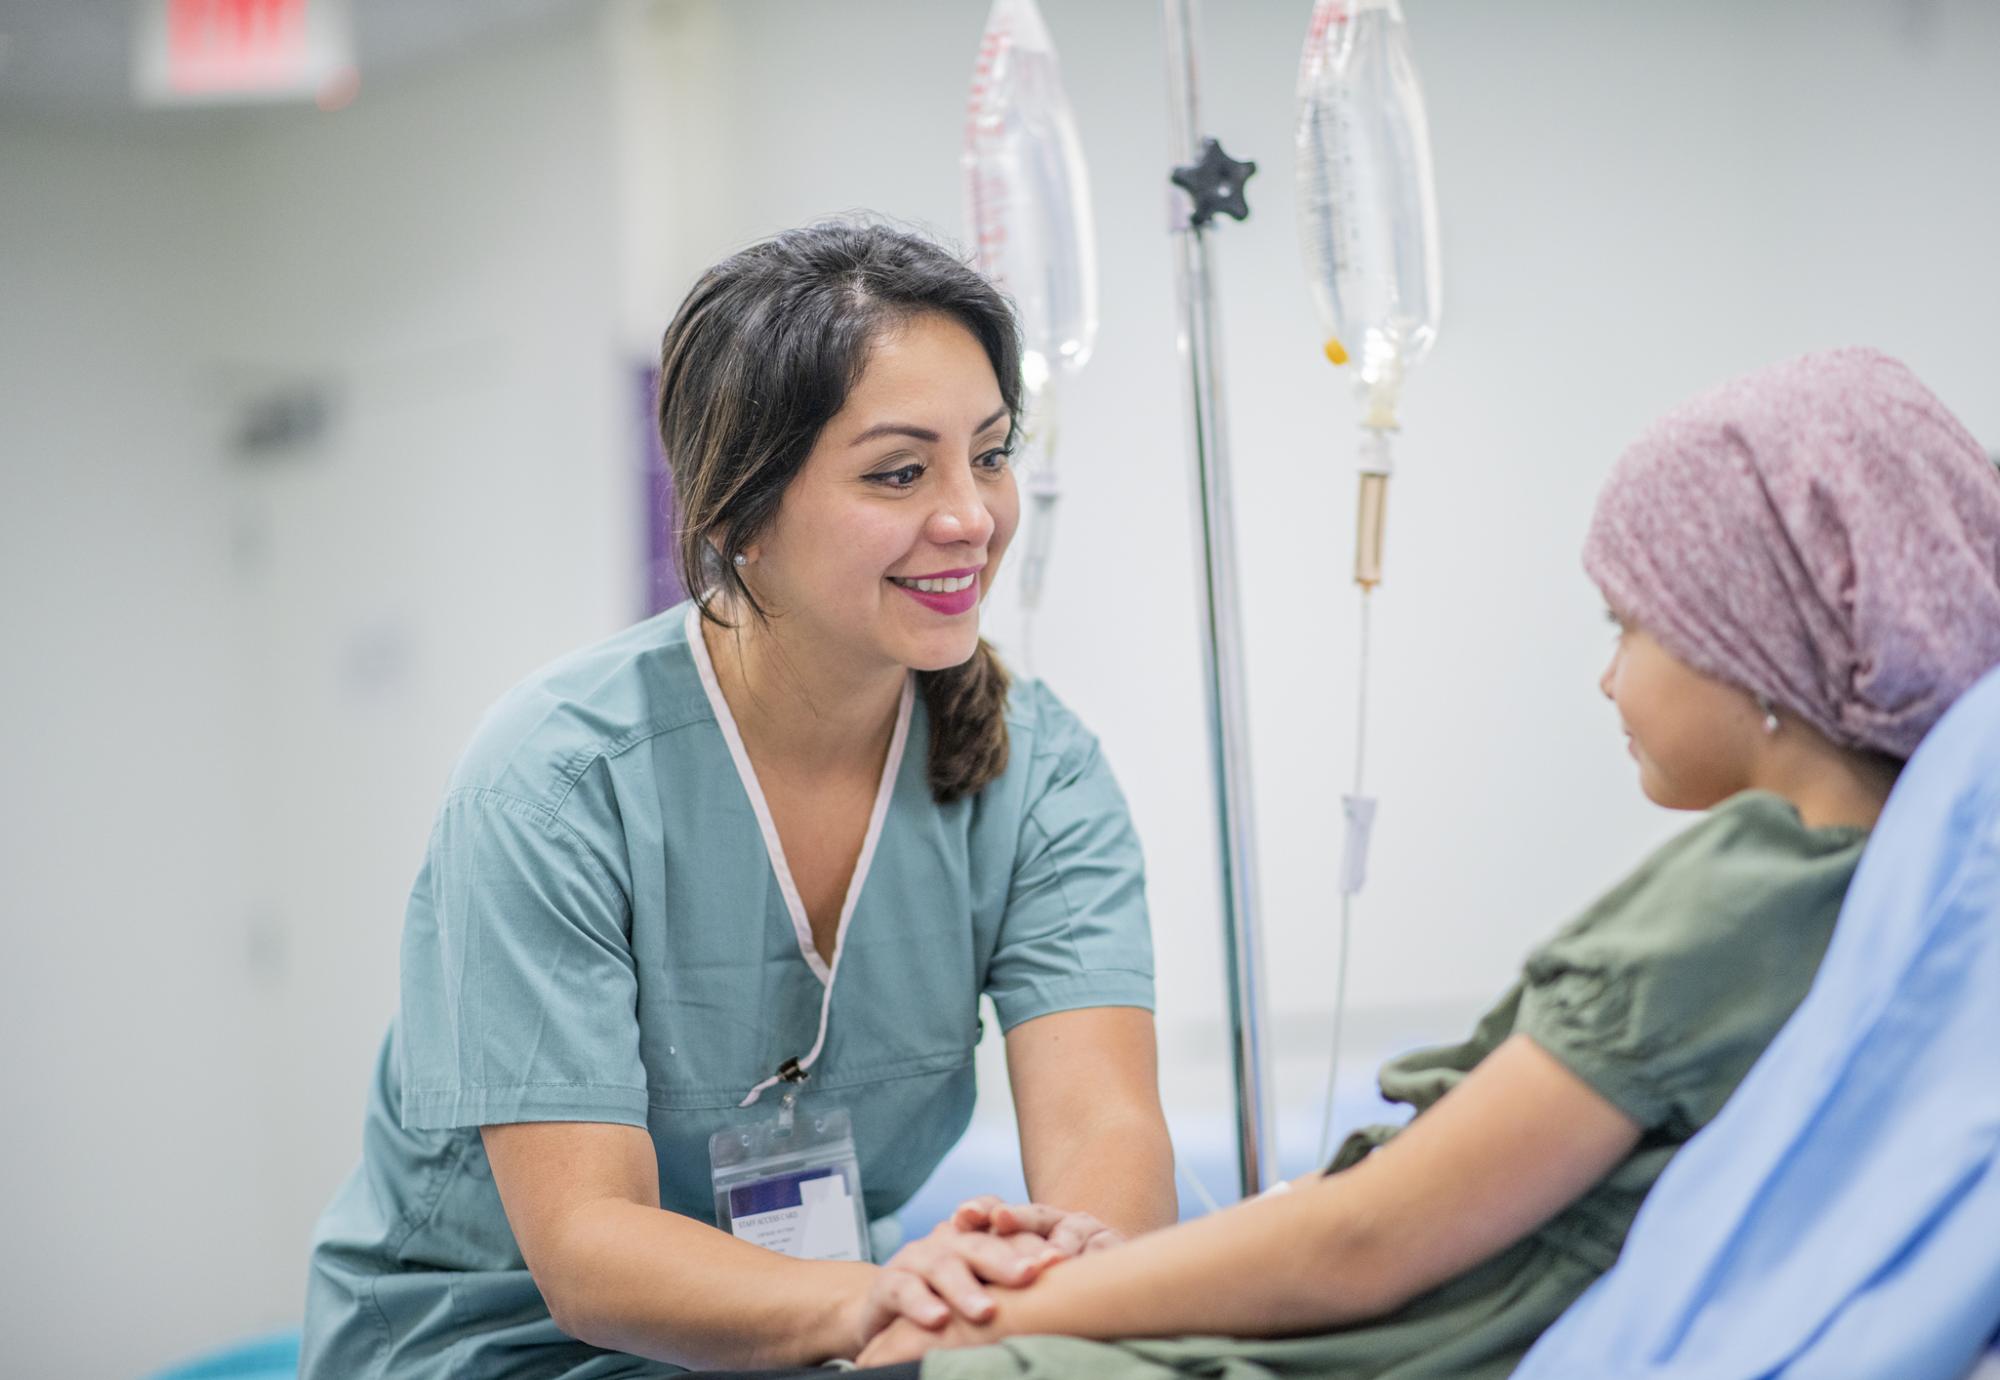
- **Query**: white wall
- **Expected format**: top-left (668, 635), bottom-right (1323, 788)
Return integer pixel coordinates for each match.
top-left (0, 10), bottom-right (630, 1376)
top-left (0, 115), bottom-right (277, 1375)
top-left (3, 0), bottom-right (1998, 1372)
top-left (620, 0), bottom-right (2000, 1170)
top-left (214, 9), bottom-right (634, 1291)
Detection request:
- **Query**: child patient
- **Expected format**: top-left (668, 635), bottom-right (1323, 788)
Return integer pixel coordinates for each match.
top-left (856, 349), bottom-right (2000, 1379)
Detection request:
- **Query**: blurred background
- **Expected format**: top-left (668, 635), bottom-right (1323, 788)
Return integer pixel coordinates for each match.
top-left (2, 0), bottom-right (1996, 1373)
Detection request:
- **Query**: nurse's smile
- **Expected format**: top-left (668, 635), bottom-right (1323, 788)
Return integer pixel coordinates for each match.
top-left (889, 566), bottom-right (984, 616)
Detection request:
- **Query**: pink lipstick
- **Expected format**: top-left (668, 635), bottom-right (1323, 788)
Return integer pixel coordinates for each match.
top-left (888, 566), bottom-right (983, 617)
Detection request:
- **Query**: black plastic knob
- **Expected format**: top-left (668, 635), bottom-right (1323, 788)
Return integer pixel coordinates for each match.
top-left (1170, 137), bottom-right (1257, 227)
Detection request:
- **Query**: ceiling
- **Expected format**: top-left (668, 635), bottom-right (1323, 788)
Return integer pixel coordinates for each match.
top-left (0, 0), bottom-right (595, 120)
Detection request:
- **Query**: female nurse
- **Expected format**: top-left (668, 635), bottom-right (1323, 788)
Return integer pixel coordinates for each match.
top-left (301, 221), bottom-right (1177, 1379)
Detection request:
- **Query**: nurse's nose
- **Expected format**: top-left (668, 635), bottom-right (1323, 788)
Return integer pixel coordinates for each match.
top-left (1599, 648), bottom-right (1620, 701)
top-left (925, 470), bottom-right (995, 550)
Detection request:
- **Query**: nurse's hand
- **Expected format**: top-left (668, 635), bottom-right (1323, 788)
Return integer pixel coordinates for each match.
top-left (952, 1194), bottom-right (1127, 1256)
top-left (847, 1221), bottom-right (1056, 1350)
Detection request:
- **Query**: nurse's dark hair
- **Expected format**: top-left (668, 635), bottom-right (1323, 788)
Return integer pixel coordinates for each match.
top-left (657, 220), bottom-right (1020, 805)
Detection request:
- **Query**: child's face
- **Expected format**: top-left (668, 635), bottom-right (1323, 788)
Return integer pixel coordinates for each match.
top-left (1600, 618), bottom-right (1762, 810)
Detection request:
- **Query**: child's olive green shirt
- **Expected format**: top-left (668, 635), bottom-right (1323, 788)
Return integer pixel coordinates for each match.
top-left (928, 791), bottom-right (1867, 1380)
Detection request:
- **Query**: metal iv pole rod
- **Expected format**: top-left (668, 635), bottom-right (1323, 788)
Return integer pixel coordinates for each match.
top-left (1161, 0), bottom-right (1275, 1199)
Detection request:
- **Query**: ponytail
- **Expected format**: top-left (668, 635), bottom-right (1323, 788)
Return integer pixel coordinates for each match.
top-left (918, 639), bottom-right (1011, 804)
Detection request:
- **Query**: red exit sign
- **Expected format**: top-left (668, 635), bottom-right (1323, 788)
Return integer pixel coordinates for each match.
top-left (134, 0), bottom-right (356, 106)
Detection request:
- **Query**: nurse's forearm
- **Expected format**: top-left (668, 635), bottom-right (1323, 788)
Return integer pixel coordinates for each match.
top-left (1008, 1008), bottom-right (1179, 1239)
top-left (542, 1196), bottom-right (875, 1369)
top-left (1025, 1107), bottom-right (1179, 1238)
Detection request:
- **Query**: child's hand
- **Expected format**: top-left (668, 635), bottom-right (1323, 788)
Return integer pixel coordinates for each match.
top-left (857, 1308), bottom-right (1001, 1367)
top-left (952, 1194), bottom-right (1127, 1257)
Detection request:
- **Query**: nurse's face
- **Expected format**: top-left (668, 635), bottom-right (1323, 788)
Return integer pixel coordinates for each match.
top-left (1599, 614), bottom-right (1762, 809)
top-left (744, 312), bottom-right (1019, 675)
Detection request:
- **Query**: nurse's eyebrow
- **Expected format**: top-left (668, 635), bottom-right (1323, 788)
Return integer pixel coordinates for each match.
top-left (849, 406), bottom-right (1010, 447)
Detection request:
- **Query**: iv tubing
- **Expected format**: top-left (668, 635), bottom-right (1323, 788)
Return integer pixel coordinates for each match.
top-left (1319, 421), bottom-right (1391, 1163)
top-left (1014, 399), bottom-right (1063, 676)
top-left (1318, 586), bottom-right (1372, 1164)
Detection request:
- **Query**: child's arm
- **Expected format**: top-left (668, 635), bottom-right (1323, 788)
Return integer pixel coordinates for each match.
top-left (860, 1034), bottom-right (1641, 1362)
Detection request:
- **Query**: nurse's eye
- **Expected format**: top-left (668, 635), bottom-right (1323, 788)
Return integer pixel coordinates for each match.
top-left (974, 444), bottom-right (1016, 474)
top-left (867, 462), bottom-right (927, 489)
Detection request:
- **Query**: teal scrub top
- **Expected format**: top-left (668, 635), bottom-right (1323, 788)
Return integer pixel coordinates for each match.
top-left (301, 603), bottom-right (1155, 1380)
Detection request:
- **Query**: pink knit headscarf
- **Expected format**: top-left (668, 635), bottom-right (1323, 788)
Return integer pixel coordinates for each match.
top-left (1584, 348), bottom-right (2000, 759)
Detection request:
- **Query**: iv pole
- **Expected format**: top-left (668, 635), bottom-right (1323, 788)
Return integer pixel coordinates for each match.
top-left (1161, 0), bottom-right (1275, 1198)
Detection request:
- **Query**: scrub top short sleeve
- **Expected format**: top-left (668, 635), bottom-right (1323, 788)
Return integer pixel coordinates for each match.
top-left (983, 682), bottom-right (1155, 1031)
top-left (399, 786), bottom-right (649, 1131)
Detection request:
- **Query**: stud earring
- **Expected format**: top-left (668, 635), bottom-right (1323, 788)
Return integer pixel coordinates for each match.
top-left (732, 552), bottom-right (749, 568)
top-left (1756, 694), bottom-right (1780, 736)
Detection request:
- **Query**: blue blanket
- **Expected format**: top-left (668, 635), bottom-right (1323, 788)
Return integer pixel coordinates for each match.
top-left (1517, 665), bottom-right (2000, 1378)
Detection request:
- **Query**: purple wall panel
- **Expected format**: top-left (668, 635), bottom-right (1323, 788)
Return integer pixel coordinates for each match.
top-left (640, 363), bottom-right (685, 617)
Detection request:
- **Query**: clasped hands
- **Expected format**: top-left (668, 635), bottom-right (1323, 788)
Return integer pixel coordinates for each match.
top-left (848, 1195), bottom-right (1121, 1364)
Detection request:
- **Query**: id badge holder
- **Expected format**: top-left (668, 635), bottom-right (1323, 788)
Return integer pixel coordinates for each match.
top-left (710, 1087), bottom-right (870, 1263)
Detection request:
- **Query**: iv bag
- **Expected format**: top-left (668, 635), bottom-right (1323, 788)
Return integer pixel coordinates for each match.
top-left (964, 0), bottom-right (1098, 404)
top-left (1295, 0), bottom-right (1442, 431)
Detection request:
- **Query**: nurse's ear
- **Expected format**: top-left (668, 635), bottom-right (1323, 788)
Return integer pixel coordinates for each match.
top-left (709, 532), bottom-right (760, 571)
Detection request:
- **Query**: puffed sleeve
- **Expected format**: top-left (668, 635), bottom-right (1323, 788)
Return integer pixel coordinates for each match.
top-left (983, 684), bottom-right (1156, 1032)
top-left (396, 786), bottom-right (649, 1131)
top-left (1515, 792), bottom-right (1862, 1139)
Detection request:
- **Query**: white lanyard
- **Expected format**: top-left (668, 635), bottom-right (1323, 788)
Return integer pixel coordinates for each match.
top-left (684, 604), bottom-right (914, 1107)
